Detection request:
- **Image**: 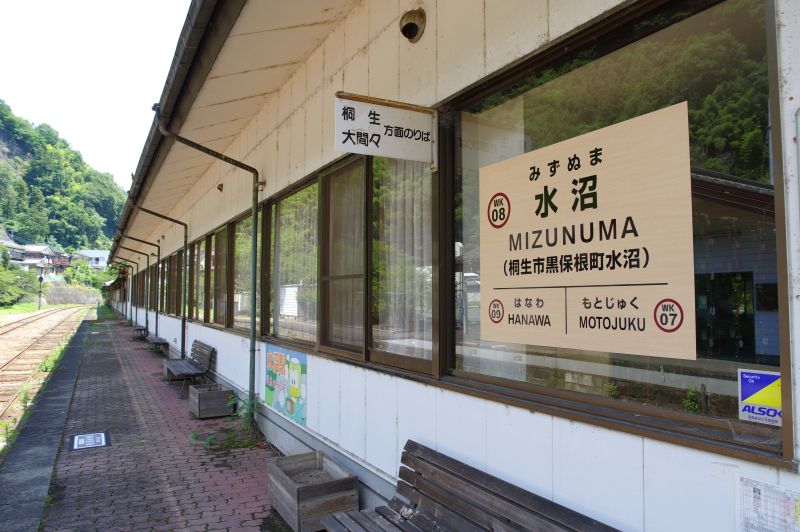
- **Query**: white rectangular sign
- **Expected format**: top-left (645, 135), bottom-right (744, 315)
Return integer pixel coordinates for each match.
top-left (334, 94), bottom-right (436, 164)
top-left (479, 103), bottom-right (697, 359)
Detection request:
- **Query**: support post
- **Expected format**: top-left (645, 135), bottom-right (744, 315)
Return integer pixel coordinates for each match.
top-left (113, 258), bottom-right (139, 325)
top-left (153, 104), bottom-right (263, 425)
top-left (119, 246), bottom-right (151, 336)
top-left (121, 235), bottom-right (161, 336)
top-left (134, 205), bottom-right (188, 359)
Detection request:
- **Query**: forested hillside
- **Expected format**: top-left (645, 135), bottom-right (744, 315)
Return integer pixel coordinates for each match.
top-left (0, 99), bottom-right (126, 250)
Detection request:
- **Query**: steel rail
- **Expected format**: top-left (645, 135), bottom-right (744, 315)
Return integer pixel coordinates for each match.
top-left (0, 307), bottom-right (67, 336)
top-left (0, 307), bottom-right (86, 419)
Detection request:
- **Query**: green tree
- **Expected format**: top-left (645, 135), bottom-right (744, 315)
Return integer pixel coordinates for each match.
top-left (16, 188), bottom-right (49, 242)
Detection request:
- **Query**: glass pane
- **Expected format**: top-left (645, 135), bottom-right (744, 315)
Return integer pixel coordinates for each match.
top-left (214, 228), bottom-right (227, 325)
top-left (372, 158), bottom-right (432, 360)
top-left (276, 184), bottom-right (318, 342)
top-left (233, 215), bottom-right (261, 331)
top-left (161, 260), bottom-right (168, 314)
top-left (208, 236), bottom-right (215, 322)
top-left (326, 160), bottom-right (365, 348)
top-left (330, 163), bottom-right (364, 277)
top-left (331, 278), bottom-right (364, 346)
top-left (455, 0), bottom-right (780, 446)
top-left (269, 206), bottom-right (275, 334)
top-left (194, 240), bottom-right (205, 321)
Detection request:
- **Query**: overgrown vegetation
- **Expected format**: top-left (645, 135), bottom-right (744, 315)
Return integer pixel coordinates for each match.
top-left (0, 243), bottom-right (38, 306)
top-left (39, 344), bottom-right (66, 372)
top-left (0, 99), bottom-right (126, 249)
top-left (62, 259), bottom-right (114, 291)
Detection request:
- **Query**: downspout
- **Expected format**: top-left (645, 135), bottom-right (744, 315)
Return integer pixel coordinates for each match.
top-left (153, 104), bottom-right (263, 424)
top-left (121, 235), bottom-right (161, 337)
top-left (114, 257), bottom-right (139, 325)
top-left (119, 246), bottom-right (151, 335)
top-left (134, 204), bottom-right (188, 359)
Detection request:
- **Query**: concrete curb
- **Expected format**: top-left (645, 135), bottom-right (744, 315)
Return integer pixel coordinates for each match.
top-left (0, 318), bottom-right (90, 531)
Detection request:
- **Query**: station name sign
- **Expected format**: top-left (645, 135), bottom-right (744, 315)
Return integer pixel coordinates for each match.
top-left (479, 102), bottom-right (696, 359)
top-left (334, 91), bottom-right (436, 165)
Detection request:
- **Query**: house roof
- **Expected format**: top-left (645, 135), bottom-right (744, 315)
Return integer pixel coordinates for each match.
top-left (76, 249), bottom-right (110, 259)
top-left (23, 244), bottom-right (55, 255)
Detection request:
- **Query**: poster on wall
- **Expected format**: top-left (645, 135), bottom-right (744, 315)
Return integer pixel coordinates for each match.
top-left (264, 343), bottom-right (307, 426)
top-left (740, 477), bottom-right (800, 531)
top-left (479, 102), bottom-right (696, 359)
top-left (738, 369), bottom-right (782, 426)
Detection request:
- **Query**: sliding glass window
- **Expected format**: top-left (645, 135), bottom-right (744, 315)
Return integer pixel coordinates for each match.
top-left (192, 239), bottom-right (205, 321)
top-left (160, 259), bottom-right (168, 315)
top-left (274, 183), bottom-right (318, 342)
top-left (213, 228), bottom-right (228, 325)
top-left (452, 0), bottom-right (786, 454)
top-left (372, 158), bottom-right (433, 362)
top-left (322, 160), bottom-right (365, 352)
top-left (233, 215), bottom-right (261, 331)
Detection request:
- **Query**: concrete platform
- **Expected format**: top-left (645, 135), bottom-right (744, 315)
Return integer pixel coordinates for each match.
top-left (0, 312), bottom-right (281, 531)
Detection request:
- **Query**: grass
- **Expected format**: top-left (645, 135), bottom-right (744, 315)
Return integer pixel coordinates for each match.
top-left (0, 302), bottom-right (78, 316)
top-left (96, 303), bottom-right (117, 320)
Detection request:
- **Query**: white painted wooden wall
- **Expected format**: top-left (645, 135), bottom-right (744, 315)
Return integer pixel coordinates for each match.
top-left (116, 1), bottom-right (800, 530)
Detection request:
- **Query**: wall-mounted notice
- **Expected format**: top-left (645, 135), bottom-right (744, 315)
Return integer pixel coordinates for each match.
top-left (265, 343), bottom-right (307, 426)
top-left (740, 477), bottom-right (800, 531)
top-left (479, 103), bottom-right (696, 359)
top-left (739, 369), bottom-right (782, 426)
top-left (334, 91), bottom-right (436, 164)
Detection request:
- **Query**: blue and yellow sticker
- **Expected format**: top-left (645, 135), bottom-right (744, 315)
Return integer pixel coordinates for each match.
top-left (738, 369), bottom-right (782, 426)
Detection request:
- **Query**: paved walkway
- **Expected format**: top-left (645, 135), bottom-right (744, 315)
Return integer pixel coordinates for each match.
top-left (36, 316), bottom-right (280, 531)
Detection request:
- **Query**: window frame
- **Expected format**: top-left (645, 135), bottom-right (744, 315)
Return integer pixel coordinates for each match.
top-left (319, 157), bottom-right (368, 360)
top-left (231, 212), bottom-right (260, 332)
top-left (434, 0), bottom-right (794, 467)
top-left (260, 155), bottom-right (437, 376)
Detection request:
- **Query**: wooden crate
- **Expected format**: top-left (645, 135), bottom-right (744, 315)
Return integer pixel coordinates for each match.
top-left (266, 451), bottom-right (359, 531)
top-left (188, 384), bottom-right (233, 419)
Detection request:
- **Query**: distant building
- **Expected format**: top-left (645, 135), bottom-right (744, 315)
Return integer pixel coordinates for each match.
top-left (73, 249), bottom-right (109, 270)
top-left (19, 244), bottom-right (56, 274)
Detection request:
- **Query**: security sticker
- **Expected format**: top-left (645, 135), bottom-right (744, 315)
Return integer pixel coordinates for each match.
top-left (738, 369), bottom-right (782, 427)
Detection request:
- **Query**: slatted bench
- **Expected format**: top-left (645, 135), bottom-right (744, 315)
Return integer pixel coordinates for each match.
top-left (163, 340), bottom-right (215, 398)
top-left (146, 335), bottom-right (170, 356)
top-left (321, 440), bottom-right (618, 532)
top-left (133, 325), bottom-right (147, 338)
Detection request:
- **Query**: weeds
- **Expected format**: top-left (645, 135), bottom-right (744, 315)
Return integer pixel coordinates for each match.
top-left (19, 386), bottom-right (31, 410)
top-left (1, 419), bottom-right (18, 442)
top-left (39, 344), bottom-right (66, 372)
top-left (683, 387), bottom-right (702, 413)
top-left (189, 431), bottom-right (200, 445)
top-left (204, 436), bottom-right (216, 450)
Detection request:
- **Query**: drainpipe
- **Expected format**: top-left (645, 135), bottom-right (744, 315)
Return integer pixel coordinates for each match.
top-left (134, 204), bottom-right (188, 359)
top-left (153, 104), bottom-right (263, 424)
top-left (113, 258), bottom-right (139, 325)
top-left (121, 235), bottom-right (160, 337)
top-left (118, 246), bottom-right (151, 336)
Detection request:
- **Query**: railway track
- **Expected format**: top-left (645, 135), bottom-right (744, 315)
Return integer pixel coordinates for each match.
top-left (0, 306), bottom-right (88, 421)
top-left (0, 307), bottom-right (71, 336)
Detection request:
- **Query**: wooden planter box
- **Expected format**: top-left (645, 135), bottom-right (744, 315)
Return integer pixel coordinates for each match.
top-left (188, 384), bottom-right (234, 419)
top-left (266, 451), bottom-right (359, 531)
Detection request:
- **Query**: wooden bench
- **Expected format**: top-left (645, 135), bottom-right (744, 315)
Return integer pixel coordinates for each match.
top-left (163, 340), bottom-right (215, 398)
top-left (133, 325), bottom-right (147, 338)
top-left (321, 440), bottom-right (617, 532)
top-left (146, 335), bottom-right (170, 356)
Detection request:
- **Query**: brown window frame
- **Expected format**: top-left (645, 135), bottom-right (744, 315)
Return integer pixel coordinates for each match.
top-left (434, 0), bottom-right (794, 467)
top-left (319, 157), bottom-right (367, 360)
top-left (261, 156), bottom-right (436, 376)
